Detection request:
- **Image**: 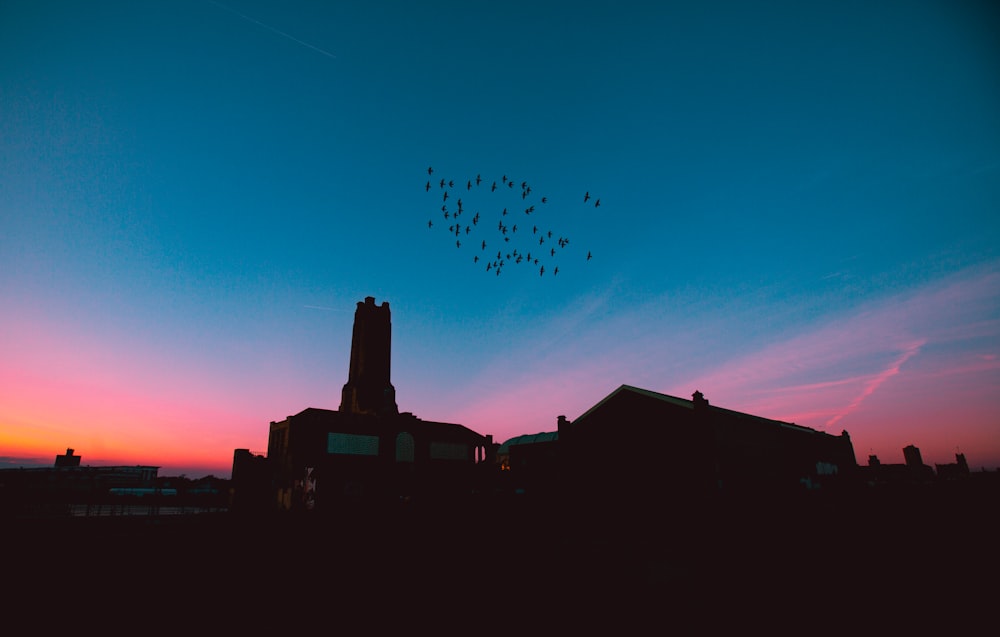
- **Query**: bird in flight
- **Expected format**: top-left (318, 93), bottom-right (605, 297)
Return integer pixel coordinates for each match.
top-left (421, 167), bottom-right (597, 280)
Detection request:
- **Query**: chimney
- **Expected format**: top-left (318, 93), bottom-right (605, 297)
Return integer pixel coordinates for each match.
top-left (692, 390), bottom-right (709, 409)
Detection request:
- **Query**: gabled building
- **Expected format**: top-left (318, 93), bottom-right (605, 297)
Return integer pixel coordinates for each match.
top-left (508, 385), bottom-right (858, 509)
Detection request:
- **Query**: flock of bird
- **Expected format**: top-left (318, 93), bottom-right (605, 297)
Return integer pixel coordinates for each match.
top-left (423, 166), bottom-right (595, 277)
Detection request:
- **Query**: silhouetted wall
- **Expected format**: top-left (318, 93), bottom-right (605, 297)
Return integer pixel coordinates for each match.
top-left (263, 408), bottom-right (492, 513)
top-left (522, 385), bottom-right (858, 514)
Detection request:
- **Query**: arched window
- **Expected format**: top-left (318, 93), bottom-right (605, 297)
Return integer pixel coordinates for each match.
top-left (396, 432), bottom-right (415, 462)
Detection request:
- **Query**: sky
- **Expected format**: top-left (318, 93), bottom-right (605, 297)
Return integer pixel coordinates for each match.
top-left (1, 0), bottom-right (998, 479)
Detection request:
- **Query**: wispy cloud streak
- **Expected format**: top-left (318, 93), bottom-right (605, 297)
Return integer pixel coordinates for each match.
top-left (207, 0), bottom-right (337, 59)
top-left (825, 339), bottom-right (925, 427)
top-left (438, 261), bottom-right (1000, 466)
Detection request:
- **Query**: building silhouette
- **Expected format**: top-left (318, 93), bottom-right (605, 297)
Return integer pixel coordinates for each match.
top-left (860, 444), bottom-right (939, 486)
top-left (0, 449), bottom-right (161, 516)
top-left (229, 295), bottom-right (999, 526)
top-left (53, 448), bottom-right (82, 468)
top-left (500, 385), bottom-right (859, 512)
top-left (231, 297), bottom-right (494, 514)
top-left (935, 452), bottom-right (971, 481)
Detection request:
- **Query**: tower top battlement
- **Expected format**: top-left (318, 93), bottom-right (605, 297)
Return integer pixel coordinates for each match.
top-left (340, 296), bottom-right (398, 416)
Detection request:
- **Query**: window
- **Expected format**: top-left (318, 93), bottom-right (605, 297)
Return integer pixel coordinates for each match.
top-left (396, 432), bottom-right (415, 462)
top-left (328, 433), bottom-right (379, 456)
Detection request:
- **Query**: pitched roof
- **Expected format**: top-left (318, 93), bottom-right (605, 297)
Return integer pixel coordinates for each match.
top-left (573, 384), bottom-right (690, 422)
top-left (498, 431), bottom-right (559, 453)
top-left (575, 384), bottom-right (820, 434)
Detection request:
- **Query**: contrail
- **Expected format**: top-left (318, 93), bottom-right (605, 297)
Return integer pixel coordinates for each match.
top-left (825, 339), bottom-right (925, 427)
top-left (303, 305), bottom-right (350, 312)
top-left (207, 0), bottom-right (337, 59)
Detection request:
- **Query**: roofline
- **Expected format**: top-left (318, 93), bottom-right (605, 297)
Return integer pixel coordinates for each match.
top-left (282, 407), bottom-right (488, 438)
top-left (573, 384), bottom-right (691, 422)
top-left (573, 384), bottom-right (830, 436)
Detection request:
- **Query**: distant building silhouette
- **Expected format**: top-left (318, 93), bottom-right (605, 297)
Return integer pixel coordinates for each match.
top-left (496, 430), bottom-right (560, 497)
top-left (859, 444), bottom-right (936, 485)
top-left (935, 452), bottom-right (970, 481)
top-left (231, 297), bottom-right (494, 514)
top-left (903, 444), bottom-right (925, 468)
top-left (0, 449), bottom-right (160, 516)
top-left (54, 448), bottom-right (81, 468)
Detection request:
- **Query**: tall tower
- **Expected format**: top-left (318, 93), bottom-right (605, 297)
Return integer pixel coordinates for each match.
top-left (340, 296), bottom-right (399, 416)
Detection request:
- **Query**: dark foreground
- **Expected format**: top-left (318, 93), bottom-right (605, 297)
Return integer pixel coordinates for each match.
top-left (7, 486), bottom-right (998, 632)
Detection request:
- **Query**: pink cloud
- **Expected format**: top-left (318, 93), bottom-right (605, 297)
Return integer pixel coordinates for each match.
top-left (825, 339), bottom-right (925, 427)
top-left (440, 262), bottom-right (1000, 467)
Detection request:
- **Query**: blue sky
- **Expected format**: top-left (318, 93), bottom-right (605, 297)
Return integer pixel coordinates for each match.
top-left (2, 0), bottom-right (998, 477)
